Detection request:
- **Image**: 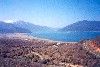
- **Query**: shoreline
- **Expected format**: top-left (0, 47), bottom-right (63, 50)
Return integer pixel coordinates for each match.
top-left (0, 33), bottom-right (77, 44)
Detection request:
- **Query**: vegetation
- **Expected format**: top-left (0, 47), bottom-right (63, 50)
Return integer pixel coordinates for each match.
top-left (0, 34), bottom-right (99, 67)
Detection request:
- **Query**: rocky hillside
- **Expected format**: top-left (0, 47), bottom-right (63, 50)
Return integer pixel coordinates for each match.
top-left (81, 36), bottom-right (100, 57)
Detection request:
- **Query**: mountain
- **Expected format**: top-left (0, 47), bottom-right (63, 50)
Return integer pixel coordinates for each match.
top-left (0, 21), bottom-right (31, 33)
top-left (13, 21), bottom-right (55, 33)
top-left (59, 20), bottom-right (100, 32)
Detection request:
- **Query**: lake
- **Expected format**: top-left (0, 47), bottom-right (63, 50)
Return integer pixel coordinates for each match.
top-left (29, 31), bottom-right (100, 42)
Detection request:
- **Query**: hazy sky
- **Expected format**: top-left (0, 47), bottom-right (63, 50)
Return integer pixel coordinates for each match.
top-left (0, 0), bottom-right (100, 28)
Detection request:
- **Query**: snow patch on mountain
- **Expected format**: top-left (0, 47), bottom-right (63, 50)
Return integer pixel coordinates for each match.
top-left (2, 20), bottom-right (17, 23)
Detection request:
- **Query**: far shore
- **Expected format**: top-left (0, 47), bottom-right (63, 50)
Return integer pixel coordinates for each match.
top-left (0, 33), bottom-right (77, 44)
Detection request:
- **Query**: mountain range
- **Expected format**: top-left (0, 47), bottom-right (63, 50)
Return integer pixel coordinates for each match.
top-left (59, 20), bottom-right (100, 32)
top-left (0, 20), bottom-right (55, 33)
top-left (13, 21), bottom-right (55, 33)
top-left (0, 21), bottom-right (31, 33)
top-left (0, 20), bottom-right (100, 34)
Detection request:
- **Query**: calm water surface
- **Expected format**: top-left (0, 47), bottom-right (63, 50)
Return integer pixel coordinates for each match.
top-left (29, 31), bottom-right (100, 42)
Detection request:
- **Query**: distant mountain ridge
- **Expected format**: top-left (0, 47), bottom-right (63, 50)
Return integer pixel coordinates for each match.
top-left (59, 20), bottom-right (100, 32)
top-left (1, 20), bottom-right (100, 34)
top-left (0, 21), bottom-right (31, 33)
top-left (13, 21), bottom-right (55, 33)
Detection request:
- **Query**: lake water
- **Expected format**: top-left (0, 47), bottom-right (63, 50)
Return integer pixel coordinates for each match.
top-left (29, 31), bottom-right (100, 42)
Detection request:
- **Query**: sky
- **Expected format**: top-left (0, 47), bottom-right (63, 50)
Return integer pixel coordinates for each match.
top-left (0, 0), bottom-right (100, 28)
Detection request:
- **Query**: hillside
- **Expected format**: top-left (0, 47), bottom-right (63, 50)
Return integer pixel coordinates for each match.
top-left (82, 36), bottom-right (100, 57)
top-left (0, 21), bottom-right (31, 33)
top-left (59, 20), bottom-right (100, 31)
top-left (13, 21), bottom-right (55, 33)
top-left (0, 34), bottom-right (99, 67)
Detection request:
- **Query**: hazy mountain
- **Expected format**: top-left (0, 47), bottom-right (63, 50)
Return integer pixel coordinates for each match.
top-left (0, 21), bottom-right (31, 33)
top-left (59, 20), bottom-right (100, 32)
top-left (13, 21), bottom-right (55, 33)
